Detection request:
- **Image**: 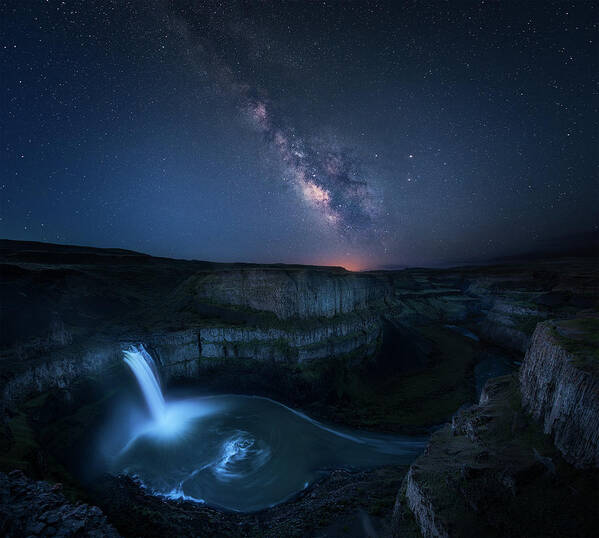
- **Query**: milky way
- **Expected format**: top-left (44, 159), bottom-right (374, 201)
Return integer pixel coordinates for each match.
top-left (2, 0), bottom-right (597, 267)
top-left (246, 99), bottom-right (379, 237)
top-left (172, 9), bottom-right (381, 242)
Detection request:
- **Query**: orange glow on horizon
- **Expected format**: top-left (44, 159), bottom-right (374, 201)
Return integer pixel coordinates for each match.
top-left (315, 259), bottom-right (368, 272)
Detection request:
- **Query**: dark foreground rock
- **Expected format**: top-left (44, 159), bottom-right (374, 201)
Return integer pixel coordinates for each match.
top-left (88, 465), bottom-right (406, 537)
top-left (395, 375), bottom-right (599, 538)
top-left (0, 469), bottom-right (120, 537)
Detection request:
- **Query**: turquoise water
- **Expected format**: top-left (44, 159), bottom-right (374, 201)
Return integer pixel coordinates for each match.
top-left (111, 393), bottom-right (427, 512)
top-left (111, 345), bottom-right (427, 512)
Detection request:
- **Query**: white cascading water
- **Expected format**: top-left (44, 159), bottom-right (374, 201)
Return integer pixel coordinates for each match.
top-left (114, 343), bottom-right (428, 511)
top-left (121, 344), bottom-right (213, 441)
top-left (122, 344), bottom-right (166, 421)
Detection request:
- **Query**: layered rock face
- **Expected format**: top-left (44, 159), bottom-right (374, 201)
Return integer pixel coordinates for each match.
top-left (397, 377), bottom-right (517, 538)
top-left (198, 313), bottom-right (379, 362)
top-left (2, 239), bottom-right (597, 416)
top-left (396, 316), bottom-right (599, 537)
top-left (0, 242), bottom-right (389, 411)
top-left (385, 259), bottom-right (598, 353)
top-left (0, 470), bottom-right (120, 537)
top-left (520, 320), bottom-right (599, 468)
top-left (2, 241), bottom-right (598, 537)
top-left (2, 240), bottom-right (597, 415)
top-left (1, 340), bottom-right (122, 415)
top-left (137, 313), bottom-right (380, 381)
top-left (186, 268), bottom-right (390, 319)
top-left (396, 375), bottom-right (599, 538)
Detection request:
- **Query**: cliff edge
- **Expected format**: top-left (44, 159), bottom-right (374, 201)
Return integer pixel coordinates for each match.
top-left (394, 318), bottom-right (599, 538)
top-left (520, 317), bottom-right (599, 468)
top-left (395, 374), bottom-right (599, 538)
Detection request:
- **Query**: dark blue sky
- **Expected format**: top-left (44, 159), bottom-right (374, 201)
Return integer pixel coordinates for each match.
top-left (1, 1), bottom-right (597, 269)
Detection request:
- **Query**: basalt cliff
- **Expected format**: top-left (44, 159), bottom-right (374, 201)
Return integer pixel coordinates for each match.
top-left (394, 316), bottom-right (599, 538)
top-left (520, 319), bottom-right (599, 468)
top-left (1, 239), bottom-right (597, 537)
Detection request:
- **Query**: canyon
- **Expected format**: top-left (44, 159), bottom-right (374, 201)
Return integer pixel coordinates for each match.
top-left (1, 239), bottom-right (597, 537)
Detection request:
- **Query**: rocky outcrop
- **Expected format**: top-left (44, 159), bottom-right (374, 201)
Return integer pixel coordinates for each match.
top-left (404, 466), bottom-right (450, 538)
top-left (0, 470), bottom-right (120, 537)
top-left (400, 379), bottom-right (517, 538)
top-left (142, 329), bottom-right (203, 379)
top-left (520, 320), bottom-right (599, 468)
top-left (90, 466), bottom-right (407, 538)
top-left (473, 296), bottom-right (547, 352)
top-left (398, 375), bottom-right (599, 538)
top-left (1, 341), bottom-right (122, 413)
top-left (185, 269), bottom-right (390, 319)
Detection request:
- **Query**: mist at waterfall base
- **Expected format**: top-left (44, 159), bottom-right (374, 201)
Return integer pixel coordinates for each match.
top-left (96, 345), bottom-right (427, 512)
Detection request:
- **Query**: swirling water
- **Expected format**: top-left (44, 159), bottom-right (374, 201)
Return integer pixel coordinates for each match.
top-left (113, 345), bottom-right (427, 512)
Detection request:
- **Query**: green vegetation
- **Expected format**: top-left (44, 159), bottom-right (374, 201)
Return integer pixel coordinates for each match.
top-left (0, 397), bottom-right (82, 502)
top-left (0, 411), bottom-right (38, 472)
top-left (551, 317), bottom-right (599, 374)
top-left (511, 313), bottom-right (547, 336)
top-left (299, 325), bottom-right (477, 430)
top-left (41, 390), bottom-right (116, 457)
top-left (190, 324), bottom-right (477, 432)
top-left (405, 374), bottom-right (599, 537)
top-left (0, 375), bottom-right (123, 504)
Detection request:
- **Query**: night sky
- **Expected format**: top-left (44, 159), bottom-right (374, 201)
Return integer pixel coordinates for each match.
top-left (2, 1), bottom-right (597, 269)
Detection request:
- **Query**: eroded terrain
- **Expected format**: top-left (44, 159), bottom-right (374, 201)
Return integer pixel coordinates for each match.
top-left (1, 240), bottom-right (597, 537)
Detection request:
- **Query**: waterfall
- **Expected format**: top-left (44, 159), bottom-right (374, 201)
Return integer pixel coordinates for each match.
top-left (123, 344), bottom-right (166, 420)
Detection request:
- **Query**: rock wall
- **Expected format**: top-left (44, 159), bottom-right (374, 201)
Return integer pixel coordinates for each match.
top-left (141, 313), bottom-right (381, 381)
top-left (187, 269), bottom-right (390, 319)
top-left (520, 321), bottom-right (599, 468)
top-left (398, 374), bottom-right (599, 538)
top-left (142, 329), bottom-right (202, 380)
top-left (1, 341), bottom-right (122, 413)
top-left (1, 313), bottom-right (380, 411)
top-left (470, 293), bottom-right (548, 352)
top-left (199, 314), bottom-right (380, 362)
top-left (3, 241), bottom-right (596, 425)
top-left (404, 466), bottom-right (450, 538)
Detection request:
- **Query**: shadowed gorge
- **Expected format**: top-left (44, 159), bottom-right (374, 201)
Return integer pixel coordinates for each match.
top-left (1, 240), bottom-right (598, 536)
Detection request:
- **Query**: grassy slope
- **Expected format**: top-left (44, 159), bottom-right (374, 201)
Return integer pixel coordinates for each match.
top-left (300, 325), bottom-right (477, 431)
top-left (551, 317), bottom-right (599, 374)
top-left (407, 375), bottom-right (599, 537)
